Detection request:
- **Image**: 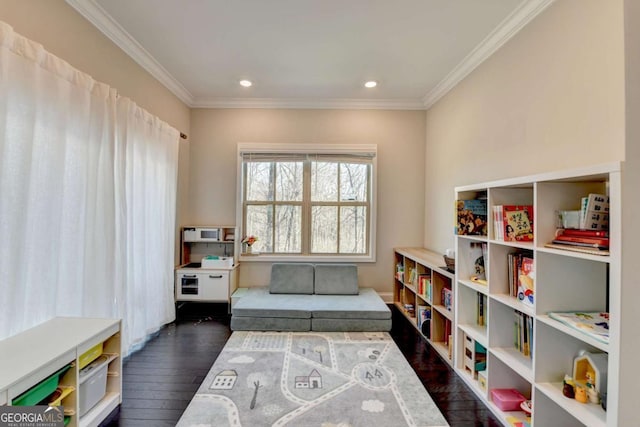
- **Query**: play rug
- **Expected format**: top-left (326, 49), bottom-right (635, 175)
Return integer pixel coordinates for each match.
top-left (176, 331), bottom-right (449, 427)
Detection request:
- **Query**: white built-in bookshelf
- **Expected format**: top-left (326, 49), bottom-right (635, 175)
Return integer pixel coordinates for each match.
top-left (454, 162), bottom-right (621, 427)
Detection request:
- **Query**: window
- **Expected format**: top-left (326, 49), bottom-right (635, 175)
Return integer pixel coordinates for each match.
top-left (238, 144), bottom-right (377, 261)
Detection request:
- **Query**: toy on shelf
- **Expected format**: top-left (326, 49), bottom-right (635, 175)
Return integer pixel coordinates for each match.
top-left (573, 350), bottom-right (608, 396)
top-left (575, 386), bottom-right (588, 403)
top-left (562, 375), bottom-right (575, 398)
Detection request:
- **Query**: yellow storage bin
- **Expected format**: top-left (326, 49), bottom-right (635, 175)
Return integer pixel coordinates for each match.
top-left (79, 342), bottom-right (103, 369)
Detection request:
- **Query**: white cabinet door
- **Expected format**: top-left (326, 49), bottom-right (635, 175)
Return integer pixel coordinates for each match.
top-left (198, 271), bottom-right (229, 301)
top-left (176, 271), bottom-right (229, 301)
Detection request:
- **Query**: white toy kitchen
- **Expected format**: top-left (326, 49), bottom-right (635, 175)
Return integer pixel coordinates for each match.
top-left (175, 226), bottom-right (239, 307)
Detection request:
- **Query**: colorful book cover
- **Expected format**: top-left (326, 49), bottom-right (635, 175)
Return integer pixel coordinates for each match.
top-left (503, 205), bottom-right (534, 242)
top-left (517, 256), bottom-right (534, 306)
top-left (456, 199), bottom-right (488, 236)
top-left (548, 312), bottom-right (609, 344)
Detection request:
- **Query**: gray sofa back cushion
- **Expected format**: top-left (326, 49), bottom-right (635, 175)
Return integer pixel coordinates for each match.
top-left (314, 264), bottom-right (359, 295)
top-left (270, 263), bottom-right (315, 294)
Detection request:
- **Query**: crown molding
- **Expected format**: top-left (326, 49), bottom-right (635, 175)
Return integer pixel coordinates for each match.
top-left (423, 0), bottom-right (555, 109)
top-left (65, 0), bottom-right (194, 106)
top-left (191, 97), bottom-right (427, 110)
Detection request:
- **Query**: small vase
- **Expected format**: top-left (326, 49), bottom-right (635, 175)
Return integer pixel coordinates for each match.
top-left (246, 245), bottom-right (252, 254)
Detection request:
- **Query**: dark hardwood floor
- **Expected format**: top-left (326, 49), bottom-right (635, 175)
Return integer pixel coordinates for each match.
top-left (102, 303), bottom-right (500, 427)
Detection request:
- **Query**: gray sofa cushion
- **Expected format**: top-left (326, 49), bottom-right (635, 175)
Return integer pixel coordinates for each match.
top-left (311, 318), bottom-right (391, 332)
top-left (233, 288), bottom-right (311, 318)
top-left (270, 263), bottom-right (315, 294)
top-left (314, 264), bottom-right (359, 295)
top-left (231, 316), bottom-right (310, 331)
top-left (310, 288), bottom-right (391, 320)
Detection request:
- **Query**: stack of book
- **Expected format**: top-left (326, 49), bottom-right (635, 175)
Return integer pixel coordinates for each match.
top-left (550, 228), bottom-right (609, 251)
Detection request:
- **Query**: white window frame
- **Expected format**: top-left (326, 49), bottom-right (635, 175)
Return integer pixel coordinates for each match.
top-left (236, 143), bottom-right (377, 262)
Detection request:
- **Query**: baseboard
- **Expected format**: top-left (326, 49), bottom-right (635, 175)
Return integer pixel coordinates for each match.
top-left (378, 291), bottom-right (393, 303)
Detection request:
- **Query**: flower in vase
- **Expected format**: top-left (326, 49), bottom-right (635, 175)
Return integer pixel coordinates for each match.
top-left (242, 235), bottom-right (258, 247)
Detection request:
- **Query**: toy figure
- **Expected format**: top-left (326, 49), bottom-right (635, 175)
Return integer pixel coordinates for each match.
top-left (588, 387), bottom-right (599, 404)
top-left (575, 386), bottom-right (588, 403)
top-left (562, 375), bottom-right (575, 398)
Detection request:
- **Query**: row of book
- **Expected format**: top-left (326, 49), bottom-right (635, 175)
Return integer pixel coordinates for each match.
top-left (514, 310), bottom-right (534, 358)
top-left (418, 275), bottom-right (431, 300)
top-left (508, 251), bottom-right (535, 307)
top-left (493, 205), bottom-right (534, 242)
top-left (458, 192), bottom-right (608, 240)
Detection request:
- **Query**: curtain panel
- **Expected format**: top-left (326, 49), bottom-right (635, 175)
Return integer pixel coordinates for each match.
top-left (0, 21), bottom-right (179, 355)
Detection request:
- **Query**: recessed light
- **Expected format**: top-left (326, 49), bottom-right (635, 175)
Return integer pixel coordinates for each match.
top-left (239, 80), bottom-right (252, 87)
top-left (364, 81), bottom-right (377, 88)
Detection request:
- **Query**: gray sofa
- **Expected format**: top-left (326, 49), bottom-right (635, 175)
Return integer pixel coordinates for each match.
top-left (231, 263), bottom-right (392, 332)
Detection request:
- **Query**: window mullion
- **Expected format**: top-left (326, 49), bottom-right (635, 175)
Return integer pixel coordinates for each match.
top-left (302, 160), bottom-right (311, 254)
top-left (336, 163), bottom-right (341, 254)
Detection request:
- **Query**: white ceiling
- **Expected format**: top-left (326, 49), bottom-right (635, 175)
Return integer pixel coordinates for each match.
top-left (67, 0), bottom-right (554, 109)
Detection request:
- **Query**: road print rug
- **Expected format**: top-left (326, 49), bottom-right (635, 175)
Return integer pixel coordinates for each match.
top-left (176, 331), bottom-right (448, 427)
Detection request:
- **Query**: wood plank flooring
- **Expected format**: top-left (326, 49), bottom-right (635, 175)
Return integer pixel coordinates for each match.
top-left (101, 303), bottom-right (500, 427)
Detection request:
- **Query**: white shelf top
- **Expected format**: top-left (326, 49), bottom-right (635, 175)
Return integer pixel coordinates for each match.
top-left (490, 347), bottom-right (533, 383)
top-left (394, 247), bottom-right (454, 279)
top-left (458, 323), bottom-right (488, 348)
top-left (536, 382), bottom-right (606, 427)
top-left (455, 161), bottom-right (621, 192)
top-left (536, 245), bottom-right (611, 264)
top-left (490, 294), bottom-right (535, 317)
top-left (458, 279), bottom-right (489, 296)
top-left (0, 317), bottom-right (120, 390)
top-left (433, 304), bottom-right (453, 321)
top-left (537, 315), bottom-right (609, 353)
top-left (489, 239), bottom-right (534, 251)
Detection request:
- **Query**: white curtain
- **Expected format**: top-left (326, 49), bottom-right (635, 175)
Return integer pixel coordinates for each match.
top-left (0, 21), bottom-right (178, 355)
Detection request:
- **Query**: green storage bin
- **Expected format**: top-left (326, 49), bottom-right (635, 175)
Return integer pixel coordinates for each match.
top-left (12, 365), bottom-right (71, 406)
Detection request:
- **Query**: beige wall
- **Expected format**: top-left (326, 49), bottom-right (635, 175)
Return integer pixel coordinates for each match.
top-left (424, 0), bottom-right (625, 253)
top-left (189, 109), bottom-right (426, 293)
top-left (620, 0), bottom-right (640, 422)
top-left (0, 0), bottom-right (192, 259)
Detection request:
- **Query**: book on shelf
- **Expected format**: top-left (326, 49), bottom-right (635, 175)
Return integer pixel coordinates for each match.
top-left (507, 250), bottom-right (534, 307)
top-left (493, 205), bottom-right (534, 241)
top-left (456, 198), bottom-right (488, 236)
top-left (468, 242), bottom-right (488, 285)
top-left (555, 228), bottom-right (609, 238)
top-left (418, 274), bottom-right (431, 298)
top-left (514, 310), bottom-right (533, 358)
top-left (444, 319), bottom-right (452, 347)
top-left (580, 193), bottom-right (609, 230)
top-left (504, 205), bottom-right (534, 242)
top-left (417, 306), bottom-right (431, 338)
top-left (543, 242), bottom-right (610, 256)
top-left (517, 255), bottom-right (535, 307)
top-left (442, 287), bottom-right (453, 311)
top-left (552, 234), bottom-right (609, 250)
top-left (406, 267), bottom-right (417, 286)
top-left (477, 293), bottom-right (487, 326)
top-left (547, 311), bottom-right (609, 344)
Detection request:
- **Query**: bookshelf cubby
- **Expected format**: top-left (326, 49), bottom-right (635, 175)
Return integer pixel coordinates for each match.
top-left (394, 247), bottom-right (455, 365)
top-left (454, 162), bottom-right (621, 427)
